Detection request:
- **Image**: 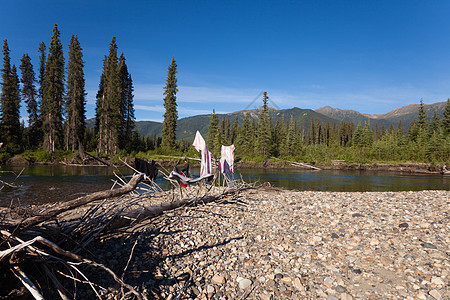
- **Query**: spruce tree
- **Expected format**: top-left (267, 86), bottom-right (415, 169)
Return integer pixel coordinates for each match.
top-left (65, 35), bottom-right (86, 152)
top-left (42, 24), bottom-right (65, 152)
top-left (236, 112), bottom-right (253, 156)
top-left (0, 40), bottom-right (22, 151)
top-left (442, 98), bottom-right (450, 135)
top-left (256, 92), bottom-right (271, 157)
top-left (230, 116), bottom-right (239, 144)
top-left (97, 37), bottom-right (121, 154)
top-left (19, 53), bottom-right (40, 149)
top-left (428, 110), bottom-right (441, 135)
top-left (282, 116), bottom-right (296, 156)
top-left (37, 42), bottom-right (46, 102)
top-left (162, 56), bottom-right (178, 149)
top-left (118, 53), bottom-right (135, 151)
top-left (221, 116), bottom-right (230, 144)
top-left (95, 57), bottom-right (106, 137)
top-left (207, 109), bottom-right (219, 154)
top-left (417, 98), bottom-right (426, 130)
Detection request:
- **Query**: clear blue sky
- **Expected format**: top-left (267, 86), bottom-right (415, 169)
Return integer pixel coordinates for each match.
top-left (1, 0), bottom-right (450, 122)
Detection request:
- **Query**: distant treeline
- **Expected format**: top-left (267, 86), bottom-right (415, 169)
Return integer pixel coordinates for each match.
top-left (203, 96), bottom-right (450, 164)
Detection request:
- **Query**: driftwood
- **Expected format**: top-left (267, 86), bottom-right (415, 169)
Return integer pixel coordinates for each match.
top-left (1, 164), bottom-right (253, 299)
top-left (0, 231), bottom-right (142, 299)
top-left (0, 168), bottom-right (24, 190)
top-left (10, 173), bottom-right (144, 233)
top-left (112, 185), bottom-right (251, 229)
top-left (83, 151), bottom-right (111, 166)
top-left (271, 157), bottom-right (321, 170)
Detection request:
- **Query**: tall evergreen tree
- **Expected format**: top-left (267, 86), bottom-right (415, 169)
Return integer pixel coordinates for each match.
top-left (417, 98), bottom-right (427, 130)
top-left (162, 56), bottom-right (178, 149)
top-left (207, 109), bottom-right (219, 155)
top-left (221, 116), bottom-right (230, 144)
top-left (19, 53), bottom-right (41, 149)
top-left (118, 53), bottom-right (135, 151)
top-left (37, 42), bottom-right (46, 102)
top-left (65, 35), bottom-right (86, 152)
top-left (256, 92), bottom-right (271, 157)
top-left (95, 57), bottom-right (106, 136)
top-left (0, 40), bottom-right (22, 150)
top-left (442, 98), bottom-right (450, 135)
top-left (236, 112), bottom-right (253, 156)
top-left (19, 54), bottom-right (38, 127)
top-left (41, 24), bottom-right (65, 152)
top-left (97, 37), bottom-right (121, 154)
top-left (230, 116), bottom-right (239, 144)
top-left (282, 116), bottom-right (296, 156)
top-left (428, 110), bottom-right (441, 135)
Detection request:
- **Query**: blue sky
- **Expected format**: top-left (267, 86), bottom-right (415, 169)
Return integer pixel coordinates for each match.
top-left (1, 1), bottom-right (450, 122)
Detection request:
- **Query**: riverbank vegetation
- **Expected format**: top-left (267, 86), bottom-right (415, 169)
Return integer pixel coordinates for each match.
top-left (1, 25), bottom-right (449, 167)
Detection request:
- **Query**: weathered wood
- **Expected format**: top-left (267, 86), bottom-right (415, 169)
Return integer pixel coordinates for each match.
top-left (1, 234), bottom-right (142, 299)
top-left (11, 266), bottom-right (45, 300)
top-left (83, 151), bottom-right (111, 166)
top-left (271, 157), bottom-right (321, 170)
top-left (111, 186), bottom-right (252, 229)
top-left (10, 174), bottom-right (144, 232)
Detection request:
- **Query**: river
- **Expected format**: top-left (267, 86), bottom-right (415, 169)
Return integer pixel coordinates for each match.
top-left (1, 165), bottom-right (449, 206)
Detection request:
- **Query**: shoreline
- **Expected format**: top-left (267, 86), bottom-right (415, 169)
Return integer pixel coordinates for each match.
top-left (2, 154), bottom-right (448, 175)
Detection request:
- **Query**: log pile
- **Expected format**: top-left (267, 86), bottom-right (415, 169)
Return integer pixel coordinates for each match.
top-left (0, 170), bottom-right (253, 299)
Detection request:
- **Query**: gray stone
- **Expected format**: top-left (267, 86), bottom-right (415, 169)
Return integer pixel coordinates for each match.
top-left (239, 278), bottom-right (252, 290)
top-left (422, 242), bottom-right (437, 249)
top-left (398, 222), bottom-right (409, 228)
top-left (429, 289), bottom-right (442, 300)
top-left (206, 285), bottom-right (215, 294)
top-left (335, 285), bottom-right (347, 293)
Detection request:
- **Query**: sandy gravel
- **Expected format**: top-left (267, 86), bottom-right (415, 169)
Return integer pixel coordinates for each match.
top-left (82, 187), bottom-right (450, 299)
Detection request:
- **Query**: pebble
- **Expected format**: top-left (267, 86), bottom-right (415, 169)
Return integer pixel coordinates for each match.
top-left (238, 278), bottom-right (252, 290)
top-left (211, 274), bottom-right (225, 284)
top-left (206, 285), bottom-right (215, 294)
top-left (429, 289), bottom-right (442, 300)
top-left (87, 188), bottom-right (449, 299)
top-left (399, 222), bottom-right (409, 228)
top-left (422, 242), bottom-right (438, 249)
top-left (335, 285), bottom-right (347, 293)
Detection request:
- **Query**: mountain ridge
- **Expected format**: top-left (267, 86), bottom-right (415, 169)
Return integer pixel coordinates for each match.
top-left (87, 101), bottom-right (448, 141)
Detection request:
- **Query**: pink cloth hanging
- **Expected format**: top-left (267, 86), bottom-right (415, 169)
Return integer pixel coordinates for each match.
top-left (219, 145), bottom-right (235, 174)
top-left (192, 131), bottom-right (213, 177)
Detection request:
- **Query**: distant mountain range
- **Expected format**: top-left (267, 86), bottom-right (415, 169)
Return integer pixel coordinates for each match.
top-left (87, 101), bottom-right (447, 141)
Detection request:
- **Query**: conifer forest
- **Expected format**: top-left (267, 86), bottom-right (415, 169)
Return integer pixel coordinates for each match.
top-left (1, 25), bottom-right (450, 166)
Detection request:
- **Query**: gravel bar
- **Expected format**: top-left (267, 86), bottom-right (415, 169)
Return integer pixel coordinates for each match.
top-left (93, 188), bottom-right (449, 299)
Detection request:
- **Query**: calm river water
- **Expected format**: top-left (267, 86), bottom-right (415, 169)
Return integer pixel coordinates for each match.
top-left (1, 165), bottom-right (449, 206)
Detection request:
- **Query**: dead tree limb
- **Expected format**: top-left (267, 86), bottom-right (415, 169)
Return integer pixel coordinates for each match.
top-left (111, 185), bottom-right (253, 229)
top-left (0, 234), bottom-right (142, 299)
top-left (83, 151), bottom-right (111, 166)
top-left (9, 174), bottom-right (144, 233)
top-left (11, 266), bottom-right (45, 300)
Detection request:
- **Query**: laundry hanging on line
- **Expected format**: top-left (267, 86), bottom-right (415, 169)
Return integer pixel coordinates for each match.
top-left (219, 144), bottom-right (235, 174)
top-left (192, 131), bottom-right (213, 177)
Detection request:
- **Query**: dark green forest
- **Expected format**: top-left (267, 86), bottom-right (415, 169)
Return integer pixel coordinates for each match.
top-left (1, 25), bottom-right (450, 165)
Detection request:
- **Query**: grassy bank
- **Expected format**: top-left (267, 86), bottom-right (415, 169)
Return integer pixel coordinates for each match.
top-left (1, 149), bottom-right (448, 175)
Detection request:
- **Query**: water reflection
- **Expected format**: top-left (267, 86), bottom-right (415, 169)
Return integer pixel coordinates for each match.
top-left (1, 165), bottom-right (449, 206)
top-left (234, 169), bottom-right (450, 192)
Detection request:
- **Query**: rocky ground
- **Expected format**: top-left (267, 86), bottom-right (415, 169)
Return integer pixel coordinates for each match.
top-left (82, 187), bottom-right (450, 299)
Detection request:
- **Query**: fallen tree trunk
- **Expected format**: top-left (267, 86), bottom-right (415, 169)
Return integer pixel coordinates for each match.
top-left (10, 173), bottom-right (144, 233)
top-left (83, 151), bottom-right (111, 166)
top-left (110, 186), bottom-right (252, 230)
